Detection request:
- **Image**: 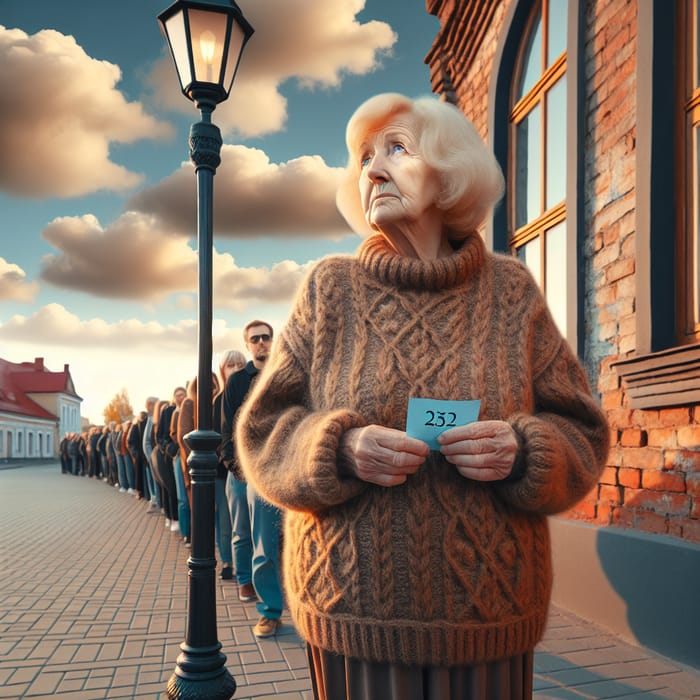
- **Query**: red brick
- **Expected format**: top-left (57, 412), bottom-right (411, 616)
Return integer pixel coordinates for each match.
top-left (634, 510), bottom-right (669, 535)
top-left (607, 408), bottom-right (634, 429)
top-left (686, 473), bottom-right (700, 498)
top-left (620, 446), bottom-right (664, 470)
top-left (678, 425), bottom-right (700, 448)
top-left (595, 503), bottom-right (613, 524)
top-left (680, 518), bottom-right (700, 540)
top-left (605, 257), bottom-right (634, 284)
top-left (668, 518), bottom-right (684, 538)
top-left (620, 428), bottom-right (646, 447)
top-left (624, 488), bottom-right (690, 516)
top-left (641, 470), bottom-right (686, 493)
top-left (653, 408), bottom-right (692, 428)
top-left (611, 506), bottom-right (635, 528)
top-left (646, 428), bottom-right (677, 449)
top-left (618, 467), bottom-right (641, 488)
top-left (601, 388), bottom-right (623, 410)
top-left (663, 449), bottom-right (700, 472)
top-left (599, 484), bottom-right (623, 505)
top-left (599, 466), bottom-right (618, 485)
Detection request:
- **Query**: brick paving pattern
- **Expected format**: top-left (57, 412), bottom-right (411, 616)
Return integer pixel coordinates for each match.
top-left (1, 463), bottom-right (699, 699)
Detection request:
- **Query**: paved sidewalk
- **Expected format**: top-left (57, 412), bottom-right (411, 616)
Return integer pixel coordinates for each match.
top-left (1, 463), bottom-right (699, 699)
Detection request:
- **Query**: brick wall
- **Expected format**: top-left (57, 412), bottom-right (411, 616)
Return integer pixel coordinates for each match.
top-left (426, 0), bottom-right (700, 544)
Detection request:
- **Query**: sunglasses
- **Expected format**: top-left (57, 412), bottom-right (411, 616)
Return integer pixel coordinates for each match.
top-left (249, 333), bottom-right (271, 344)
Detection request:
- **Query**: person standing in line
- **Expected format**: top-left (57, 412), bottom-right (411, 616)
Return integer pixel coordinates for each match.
top-left (59, 433), bottom-right (70, 474)
top-left (236, 93), bottom-right (609, 697)
top-left (222, 321), bottom-right (284, 638)
top-left (214, 350), bottom-right (246, 580)
top-left (158, 387), bottom-right (186, 533)
top-left (96, 426), bottom-right (110, 483)
top-left (120, 420), bottom-right (136, 494)
top-left (169, 394), bottom-right (190, 546)
top-left (112, 422), bottom-right (128, 491)
top-left (142, 396), bottom-right (160, 511)
top-left (128, 411), bottom-right (148, 500)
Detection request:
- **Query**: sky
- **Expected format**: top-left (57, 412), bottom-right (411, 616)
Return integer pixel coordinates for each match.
top-left (0, 0), bottom-right (441, 425)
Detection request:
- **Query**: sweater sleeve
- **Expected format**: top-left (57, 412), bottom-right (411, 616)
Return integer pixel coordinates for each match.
top-left (236, 266), bottom-right (369, 512)
top-left (495, 308), bottom-right (610, 515)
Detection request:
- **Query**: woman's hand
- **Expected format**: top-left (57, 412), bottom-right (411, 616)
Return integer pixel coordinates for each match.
top-left (438, 420), bottom-right (518, 481)
top-left (340, 425), bottom-right (429, 486)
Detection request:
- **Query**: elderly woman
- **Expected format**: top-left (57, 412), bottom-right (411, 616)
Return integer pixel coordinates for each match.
top-left (236, 93), bottom-right (609, 699)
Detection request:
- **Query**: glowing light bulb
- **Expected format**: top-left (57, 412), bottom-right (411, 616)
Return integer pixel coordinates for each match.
top-left (199, 30), bottom-right (216, 81)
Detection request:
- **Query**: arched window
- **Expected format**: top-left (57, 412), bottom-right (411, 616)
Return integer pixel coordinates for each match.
top-left (509, 0), bottom-right (568, 336)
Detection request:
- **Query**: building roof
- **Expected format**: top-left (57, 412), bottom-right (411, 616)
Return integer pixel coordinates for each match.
top-left (0, 357), bottom-right (81, 420)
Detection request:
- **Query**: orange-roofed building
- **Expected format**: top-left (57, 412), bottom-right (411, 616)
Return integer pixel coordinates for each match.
top-left (0, 357), bottom-right (82, 460)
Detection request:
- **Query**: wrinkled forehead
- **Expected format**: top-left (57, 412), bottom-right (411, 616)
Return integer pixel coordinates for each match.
top-left (347, 103), bottom-right (416, 155)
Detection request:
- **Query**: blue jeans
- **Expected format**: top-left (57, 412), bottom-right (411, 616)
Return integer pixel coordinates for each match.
top-left (123, 452), bottom-right (136, 490)
top-left (144, 450), bottom-right (160, 507)
top-left (215, 476), bottom-right (232, 566)
top-left (173, 455), bottom-right (190, 539)
top-left (247, 483), bottom-right (283, 620)
top-left (226, 474), bottom-right (252, 586)
top-left (116, 454), bottom-right (128, 489)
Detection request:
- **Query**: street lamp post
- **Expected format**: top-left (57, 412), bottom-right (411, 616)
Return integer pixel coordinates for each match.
top-left (157, 2), bottom-right (253, 698)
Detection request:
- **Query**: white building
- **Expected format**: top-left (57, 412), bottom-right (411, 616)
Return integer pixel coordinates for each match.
top-left (0, 357), bottom-right (82, 460)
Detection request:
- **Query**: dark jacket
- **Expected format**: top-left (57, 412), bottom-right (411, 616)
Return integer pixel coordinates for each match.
top-left (221, 360), bottom-right (258, 479)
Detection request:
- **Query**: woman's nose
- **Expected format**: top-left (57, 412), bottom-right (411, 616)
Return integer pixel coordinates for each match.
top-left (366, 153), bottom-right (388, 182)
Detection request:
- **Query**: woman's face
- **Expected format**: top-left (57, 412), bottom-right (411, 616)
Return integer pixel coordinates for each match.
top-left (358, 113), bottom-right (440, 236)
top-left (223, 359), bottom-right (245, 381)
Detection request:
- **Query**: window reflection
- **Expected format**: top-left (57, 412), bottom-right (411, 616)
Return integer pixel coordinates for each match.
top-left (518, 7), bottom-right (542, 99)
top-left (517, 237), bottom-right (542, 286)
top-left (545, 222), bottom-right (567, 335)
top-left (547, 0), bottom-right (568, 66)
top-left (516, 105), bottom-right (542, 228)
top-left (546, 76), bottom-right (567, 209)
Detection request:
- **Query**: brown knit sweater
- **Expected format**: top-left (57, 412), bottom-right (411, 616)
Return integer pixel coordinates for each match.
top-left (237, 232), bottom-right (609, 667)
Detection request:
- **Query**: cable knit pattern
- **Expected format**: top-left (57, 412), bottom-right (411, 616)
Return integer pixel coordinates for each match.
top-left (236, 232), bottom-right (609, 667)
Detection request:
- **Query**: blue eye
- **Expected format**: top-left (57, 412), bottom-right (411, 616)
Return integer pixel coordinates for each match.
top-left (360, 155), bottom-right (371, 168)
top-left (392, 143), bottom-right (406, 154)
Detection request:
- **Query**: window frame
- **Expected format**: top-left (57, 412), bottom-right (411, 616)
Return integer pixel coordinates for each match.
top-left (488, 0), bottom-right (584, 355)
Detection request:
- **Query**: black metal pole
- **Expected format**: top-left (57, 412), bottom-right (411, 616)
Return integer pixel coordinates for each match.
top-left (166, 105), bottom-right (236, 700)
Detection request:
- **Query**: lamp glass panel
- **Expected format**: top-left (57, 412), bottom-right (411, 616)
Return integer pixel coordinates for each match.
top-left (189, 8), bottom-right (228, 84)
top-left (165, 10), bottom-right (192, 90)
top-left (222, 22), bottom-right (246, 94)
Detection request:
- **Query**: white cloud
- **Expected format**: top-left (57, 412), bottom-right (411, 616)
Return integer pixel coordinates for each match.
top-left (0, 257), bottom-right (39, 302)
top-left (38, 211), bottom-right (318, 308)
top-left (0, 304), bottom-right (290, 424)
top-left (149, 0), bottom-right (396, 137)
top-left (128, 144), bottom-right (351, 239)
top-left (0, 25), bottom-right (174, 198)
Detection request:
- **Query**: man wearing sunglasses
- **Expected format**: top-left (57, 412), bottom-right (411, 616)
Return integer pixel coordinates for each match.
top-left (221, 320), bottom-right (284, 638)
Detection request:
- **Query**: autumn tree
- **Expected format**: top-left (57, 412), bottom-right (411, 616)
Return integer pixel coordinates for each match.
top-left (103, 388), bottom-right (134, 424)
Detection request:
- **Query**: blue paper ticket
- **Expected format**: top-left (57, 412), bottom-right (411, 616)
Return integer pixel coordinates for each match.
top-left (406, 398), bottom-right (481, 450)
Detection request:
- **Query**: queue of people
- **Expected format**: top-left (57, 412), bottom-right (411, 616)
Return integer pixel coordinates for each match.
top-left (58, 324), bottom-right (285, 641)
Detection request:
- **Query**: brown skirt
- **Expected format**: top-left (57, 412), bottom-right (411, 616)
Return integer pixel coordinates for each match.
top-left (307, 644), bottom-right (534, 700)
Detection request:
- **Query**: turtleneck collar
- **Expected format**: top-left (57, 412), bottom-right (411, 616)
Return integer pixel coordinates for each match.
top-left (357, 233), bottom-right (486, 292)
